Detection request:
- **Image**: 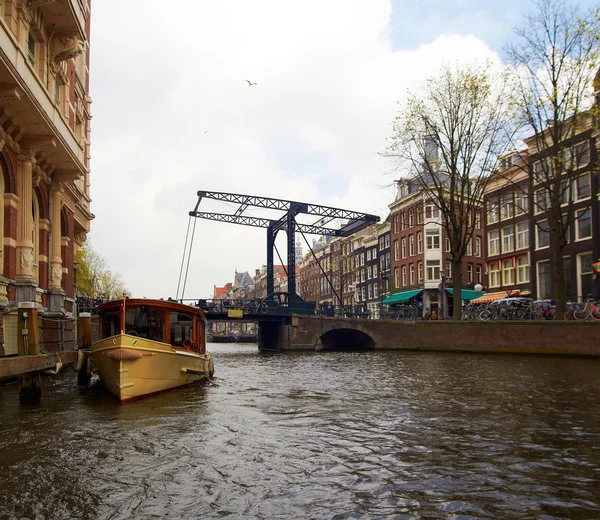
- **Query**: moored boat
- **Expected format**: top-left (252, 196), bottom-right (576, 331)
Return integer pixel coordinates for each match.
top-left (88, 297), bottom-right (214, 403)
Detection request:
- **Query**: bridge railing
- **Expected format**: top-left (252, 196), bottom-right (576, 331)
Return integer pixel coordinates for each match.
top-left (193, 297), bottom-right (316, 316)
top-left (315, 303), bottom-right (422, 320)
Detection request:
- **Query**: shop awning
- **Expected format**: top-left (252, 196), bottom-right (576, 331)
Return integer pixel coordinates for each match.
top-left (445, 288), bottom-right (485, 301)
top-left (469, 290), bottom-right (520, 304)
top-left (382, 289), bottom-right (423, 304)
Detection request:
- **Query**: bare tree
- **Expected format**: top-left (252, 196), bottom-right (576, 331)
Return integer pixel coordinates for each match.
top-left (505, 0), bottom-right (600, 317)
top-left (385, 62), bottom-right (514, 319)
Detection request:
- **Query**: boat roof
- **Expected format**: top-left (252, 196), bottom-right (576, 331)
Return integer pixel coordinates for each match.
top-left (96, 298), bottom-right (206, 322)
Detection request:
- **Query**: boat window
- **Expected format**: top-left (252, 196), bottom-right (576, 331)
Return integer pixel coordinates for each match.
top-left (170, 312), bottom-right (193, 347)
top-left (101, 310), bottom-right (121, 339)
top-left (125, 306), bottom-right (165, 341)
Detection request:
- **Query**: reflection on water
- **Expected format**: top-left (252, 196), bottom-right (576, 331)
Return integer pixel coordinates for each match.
top-left (1, 344), bottom-right (599, 519)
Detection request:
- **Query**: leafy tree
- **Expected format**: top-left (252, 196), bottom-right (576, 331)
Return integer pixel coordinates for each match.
top-left (504, 0), bottom-right (599, 318)
top-left (75, 242), bottom-right (129, 300)
top-left (385, 62), bottom-right (514, 319)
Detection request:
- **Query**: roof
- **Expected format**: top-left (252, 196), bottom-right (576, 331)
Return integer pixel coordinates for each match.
top-left (213, 285), bottom-right (229, 298)
top-left (470, 290), bottom-right (520, 304)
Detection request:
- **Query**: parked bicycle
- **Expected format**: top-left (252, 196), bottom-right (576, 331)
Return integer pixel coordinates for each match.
top-left (565, 296), bottom-right (600, 321)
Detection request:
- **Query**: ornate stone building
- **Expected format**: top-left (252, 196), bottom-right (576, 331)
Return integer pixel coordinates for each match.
top-left (0, 0), bottom-right (92, 355)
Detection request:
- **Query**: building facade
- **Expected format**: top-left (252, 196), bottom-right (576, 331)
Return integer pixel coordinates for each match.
top-left (389, 178), bottom-right (485, 317)
top-left (0, 0), bottom-right (92, 355)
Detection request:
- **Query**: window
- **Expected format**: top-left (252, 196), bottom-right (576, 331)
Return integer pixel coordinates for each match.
top-left (417, 232), bottom-right (423, 254)
top-left (446, 237), bottom-right (451, 253)
top-left (374, 285), bottom-right (378, 298)
top-left (536, 221), bottom-right (549, 249)
top-left (426, 260), bottom-right (440, 281)
top-left (576, 208), bottom-right (592, 240)
top-left (367, 266), bottom-right (372, 279)
top-left (574, 141), bottom-right (590, 169)
top-left (394, 267), bottom-right (399, 288)
top-left (502, 226), bottom-right (514, 253)
top-left (393, 240), bottom-right (399, 261)
top-left (537, 261), bottom-right (551, 299)
top-left (409, 210), bottom-right (414, 227)
top-left (385, 235), bottom-right (390, 248)
top-left (502, 259), bottom-right (515, 285)
top-left (401, 213), bottom-right (406, 230)
top-left (170, 312), bottom-right (193, 347)
top-left (372, 248), bottom-right (377, 259)
top-left (466, 238), bottom-right (472, 256)
top-left (467, 264), bottom-right (473, 284)
top-left (515, 191), bottom-right (528, 215)
top-left (379, 237), bottom-right (384, 250)
top-left (488, 230), bottom-right (500, 256)
top-left (501, 194), bottom-right (514, 220)
top-left (27, 30), bottom-right (36, 65)
top-left (475, 236), bottom-right (481, 257)
top-left (516, 221), bottom-right (529, 250)
top-left (361, 269), bottom-right (365, 282)
top-left (517, 255), bottom-right (530, 283)
top-left (367, 250), bottom-right (371, 261)
top-left (393, 215), bottom-right (399, 233)
top-left (409, 235), bottom-right (414, 256)
top-left (487, 199), bottom-right (499, 224)
top-left (402, 266), bottom-right (407, 286)
top-left (409, 263), bottom-right (415, 284)
top-left (476, 265), bottom-right (482, 284)
top-left (426, 230), bottom-right (440, 250)
top-left (579, 253), bottom-right (593, 300)
top-left (368, 284), bottom-right (373, 299)
top-left (533, 158), bottom-right (553, 183)
top-left (401, 238), bottom-right (406, 259)
top-left (489, 262), bottom-right (500, 287)
top-left (576, 173), bottom-right (591, 200)
top-left (559, 179), bottom-right (570, 205)
top-left (361, 287), bottom-right (366, 301)
top-left (373, 265), bottom-right (378, 278)
top-left (360, 253), bottom-right (365, 266)
top-left (535, 189), bottom-right (550, 213)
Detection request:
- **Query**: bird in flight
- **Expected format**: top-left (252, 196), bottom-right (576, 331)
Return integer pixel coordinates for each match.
top-left (246, 80), bottom-right (257, 86)
top-left (204, 130), bottom-right (208, 134)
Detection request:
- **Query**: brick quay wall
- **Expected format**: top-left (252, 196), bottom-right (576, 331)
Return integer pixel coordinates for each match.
top-left (276, 316), bottom-right (600, 357)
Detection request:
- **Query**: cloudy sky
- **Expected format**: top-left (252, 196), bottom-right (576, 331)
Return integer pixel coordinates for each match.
top-left (89, 0), bottom-right (596, 300)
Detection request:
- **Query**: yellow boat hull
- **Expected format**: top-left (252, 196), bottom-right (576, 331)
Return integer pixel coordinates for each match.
top-left (89, 334), bottom-right (214, 403)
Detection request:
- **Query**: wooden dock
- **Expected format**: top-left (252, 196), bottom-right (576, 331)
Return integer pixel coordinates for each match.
top-left (0, 351), bottom-right (78, 379)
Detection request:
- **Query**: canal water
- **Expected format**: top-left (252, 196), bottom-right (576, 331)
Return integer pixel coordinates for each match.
top-left (1, 344), bottom-right (599, 520)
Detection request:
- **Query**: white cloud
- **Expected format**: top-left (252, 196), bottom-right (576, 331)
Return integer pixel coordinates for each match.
top-left (89, 0), bottom-right (500, 299)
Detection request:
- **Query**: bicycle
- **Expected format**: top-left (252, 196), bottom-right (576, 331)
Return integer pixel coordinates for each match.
top-left (566, 296), bottom-right (600, 321)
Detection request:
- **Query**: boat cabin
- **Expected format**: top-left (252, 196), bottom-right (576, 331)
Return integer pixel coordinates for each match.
top-left (96, 298), bottom-right (207, 353)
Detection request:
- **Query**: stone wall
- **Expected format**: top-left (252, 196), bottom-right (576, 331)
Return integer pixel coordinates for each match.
top-left (279, 316), bottom-right (600, 357)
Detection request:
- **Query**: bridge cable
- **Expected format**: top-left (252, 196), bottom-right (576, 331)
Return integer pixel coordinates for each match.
top-left (298, 228), bottom-right (344, 309)
top-left (176, 215), bottom-right (193, 300)
top-left (180, 215), bottom-right (198, 301)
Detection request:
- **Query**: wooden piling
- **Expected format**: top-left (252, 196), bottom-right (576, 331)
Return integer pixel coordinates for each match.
top-left (18, 305), bottom-right (42, 403)
top-left (77, 312), bottom-right (92, 385)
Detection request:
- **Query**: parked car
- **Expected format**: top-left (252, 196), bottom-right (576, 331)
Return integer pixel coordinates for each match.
top-left (490, 297), bottom-right (535, 308)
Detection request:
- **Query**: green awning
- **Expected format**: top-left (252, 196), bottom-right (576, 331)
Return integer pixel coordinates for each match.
top-left (383, 289), bottom-right (423, 304)
top-left (445, 288), bottom-right (485, 301)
